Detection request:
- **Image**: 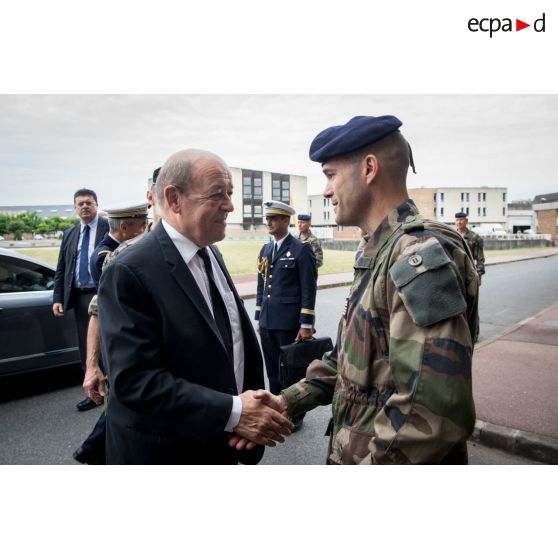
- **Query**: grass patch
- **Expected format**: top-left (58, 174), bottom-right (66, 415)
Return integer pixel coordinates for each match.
top-left (15, 248), bottom-right (60, 265)
top-left (14, 243), bottom-right (554, 276)
top-left (216, 241), bottom-right (357, 275)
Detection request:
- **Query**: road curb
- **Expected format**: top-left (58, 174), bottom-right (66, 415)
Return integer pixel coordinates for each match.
top-left (485, 250), bottom-right (558, 267)
top-left (472, 420), bottom-right (558, 464)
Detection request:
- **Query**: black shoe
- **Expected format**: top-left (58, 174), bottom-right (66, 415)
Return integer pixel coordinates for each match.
top-left (290, 415), bottom-right (304, 433)
top-left (76, 397), bottom-right (98, 412)
top-left (73, 446), bottom-right (104, 465)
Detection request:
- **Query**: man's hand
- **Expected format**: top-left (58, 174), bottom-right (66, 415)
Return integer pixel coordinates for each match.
top-left (233, 390), bottom-right (293, 449)
top-left (296, 327), bottom-right (312, 341)
top-left (256, 324), bottom-right (260, 334)
top-left (229, 390), bottom-right (289, 451)
top-left (52, 303), bottom-right (64, 317)
top-left (83, 364), bottom-right (105, 405)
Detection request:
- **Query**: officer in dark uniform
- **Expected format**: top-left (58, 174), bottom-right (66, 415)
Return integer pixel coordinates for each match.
top-left (90, 203), bottom-right (149, 287)
top-left (255, 200), bottom-right (317, 430)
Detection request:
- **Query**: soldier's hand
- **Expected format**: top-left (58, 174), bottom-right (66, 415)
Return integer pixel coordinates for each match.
top-left (296, 327), bottom-right (313, 341)
top-left (234, 390), bottom-right (293, 447)
top-left (52, 303), bottom-right (64, 317)
top-left (83, 364), bottom-right (105, 405)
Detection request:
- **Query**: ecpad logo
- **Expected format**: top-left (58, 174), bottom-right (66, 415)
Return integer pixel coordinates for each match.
top-left (468, 13), bottom-right (546, 37)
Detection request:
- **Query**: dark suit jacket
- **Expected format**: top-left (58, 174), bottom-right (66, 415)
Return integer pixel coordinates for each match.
top-left (98, 222), bottom-right (266, 464)
top-left (53, 216), bottom-right (109, 309)
top-left (255, 234), bottom-right (317, 330)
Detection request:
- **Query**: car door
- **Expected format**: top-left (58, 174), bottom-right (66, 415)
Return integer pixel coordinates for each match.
top-left (0, 252), bottom-right (79, 376)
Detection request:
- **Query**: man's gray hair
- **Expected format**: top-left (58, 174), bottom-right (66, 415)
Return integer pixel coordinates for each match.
top-left (108, 217), bottom-right (144, 233)
top-left (153, 150), bottom-right (200, 206)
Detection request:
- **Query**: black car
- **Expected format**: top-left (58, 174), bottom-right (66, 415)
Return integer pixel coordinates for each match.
top-left (0, 247), bottom-right (80, 376)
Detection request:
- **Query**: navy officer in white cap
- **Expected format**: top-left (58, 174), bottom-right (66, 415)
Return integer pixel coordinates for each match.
top-left (90, 202), bottom-right (148, 286)
top-left (255, 200), bottom-right (317, 431)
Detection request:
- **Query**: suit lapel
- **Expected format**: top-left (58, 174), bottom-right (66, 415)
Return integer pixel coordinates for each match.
top-left (154, 225), bottom-right (228, 354)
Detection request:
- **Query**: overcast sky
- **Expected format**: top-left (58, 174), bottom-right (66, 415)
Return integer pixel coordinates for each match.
top-left (0, 94), bottom-right (556, 208)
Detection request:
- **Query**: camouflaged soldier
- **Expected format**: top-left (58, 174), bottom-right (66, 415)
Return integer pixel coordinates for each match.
top-left (241, 115), bottom-right (480, 464)
top-left (455, 212), bottom-right (486, 284)
top-left (297, 214), bottom-right (324, 269)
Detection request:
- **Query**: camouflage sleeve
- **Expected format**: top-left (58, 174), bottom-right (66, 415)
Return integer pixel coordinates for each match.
top-left (311, 237), bottom-right (324, 268)
top-left (281, 342), bottom-right (339, 414)
top-left (368, 237), bottom-right (476, 464)
top-left (475, 236), bottom-right (485, 275)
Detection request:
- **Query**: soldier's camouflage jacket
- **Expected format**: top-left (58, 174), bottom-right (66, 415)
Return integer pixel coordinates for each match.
top-left (282, 200), bottom-right (479, 464)
top-left (462, 228), bottom-right (485, 276)
top-left (298, 230), bottom-right (324, 268)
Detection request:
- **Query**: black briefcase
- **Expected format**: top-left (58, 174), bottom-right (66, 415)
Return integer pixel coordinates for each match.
top-left (279, 336), bottom-right (334, 388)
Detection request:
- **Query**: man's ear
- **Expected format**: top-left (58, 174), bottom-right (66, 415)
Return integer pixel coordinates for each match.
top-left (164, 185), bottom-right (181, 213)
top-left (364, 154), bottom-right (379, 185)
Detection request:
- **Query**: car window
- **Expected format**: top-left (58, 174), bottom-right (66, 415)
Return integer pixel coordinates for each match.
top-left (0, 255), bottom-right (55, 293)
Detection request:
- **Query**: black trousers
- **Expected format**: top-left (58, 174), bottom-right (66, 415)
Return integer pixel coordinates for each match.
top-left (259, 327), bottom-right (299, 395)
top-left (71, 289), bottom-right (95, 371)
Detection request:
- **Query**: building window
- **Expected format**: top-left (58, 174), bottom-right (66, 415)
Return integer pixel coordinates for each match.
top-left (483, 192), bottom-right (486, 202)
top-left (478, 192), bottom-right (481, 202)
top-left (503, 192), bottom-right (506, 202)
top-left (323, 211), bottom-right (327, 220)
top-left (440, 193), bottom-right (444, 202)
top-left (461, 193), bottom-right (464, 201)
top-left (269, 174), bottom-right (290, 202)
top-left (440, 207), bottom-right (444, 217)
top-left (466, 193), bottom-right (470, 202)
top-left (433, 193), bottom-right (437, 202)
top-left (323, 198), bottom-right (326, 207)
top-left (309, 200), bottom-right (312, 209)
top-left (242, 169), bottom-right (263, 226)
top-left (483, 207), bottom-right (486, 216)
top-left (503, 207), bottom-right (506, 216)
top-left (466, 207), bottom-right (469, 216)
top-left (478, 207), bottom-right (481, 216)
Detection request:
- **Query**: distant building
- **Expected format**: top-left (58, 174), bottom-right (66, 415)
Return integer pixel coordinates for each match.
top-left (507, 201), bottom-right (534, 233)
top-left (409, 186), bottom-right (508, 227)
top-left (533, 192), bottom-right (558, 237)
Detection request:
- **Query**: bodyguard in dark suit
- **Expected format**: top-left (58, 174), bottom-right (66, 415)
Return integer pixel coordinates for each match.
top-left (98, 149), bottom-right (293, 464)
top-left (52, 188), bottom-right (109, 411)
top-left (255, 200), bottom-right (317, 431)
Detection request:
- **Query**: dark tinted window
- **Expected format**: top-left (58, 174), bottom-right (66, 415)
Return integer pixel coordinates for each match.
top-left (0, 256), bottom-right (55, 293)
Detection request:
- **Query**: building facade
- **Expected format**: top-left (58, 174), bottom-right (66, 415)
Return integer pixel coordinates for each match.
top-left (533, 193), bottom-right (558, 237)
top-left (409, 186), bottom-right (508, 227)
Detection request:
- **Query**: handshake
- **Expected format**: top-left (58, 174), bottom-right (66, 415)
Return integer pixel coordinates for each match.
top-left (231, 390), bottom-right (292, 451)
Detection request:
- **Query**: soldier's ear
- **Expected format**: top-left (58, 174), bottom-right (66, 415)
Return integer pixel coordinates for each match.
top-left (363, 154), bottom-right (379, 185)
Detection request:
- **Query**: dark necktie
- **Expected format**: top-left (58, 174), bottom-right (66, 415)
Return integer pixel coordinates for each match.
top-left (78, 224), bottom-right (90, 287)
top-left (197, 248), bottom-right (233, 360)
top-left (273, 242), bottom-right (278, 260)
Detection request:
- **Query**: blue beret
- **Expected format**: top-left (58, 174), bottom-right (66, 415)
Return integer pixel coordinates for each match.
top-left (309, 115), bottom-right (403, 163)
top-left (297, 214), bottom-right (311, 221)
top-left (455, 212), bottom-right (468, 218)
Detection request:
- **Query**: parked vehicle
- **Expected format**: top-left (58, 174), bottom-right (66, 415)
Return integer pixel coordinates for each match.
top-left (0, 248), bottom-right (79, 377)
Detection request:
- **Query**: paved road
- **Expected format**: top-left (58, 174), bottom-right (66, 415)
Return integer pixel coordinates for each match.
top-left (1, 256), bottom-right (556, 465)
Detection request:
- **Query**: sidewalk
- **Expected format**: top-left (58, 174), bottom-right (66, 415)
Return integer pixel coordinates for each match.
top-left (472, 302), bottom-right (558, 463)
top-left (232, 246), bottom-right (558, 463)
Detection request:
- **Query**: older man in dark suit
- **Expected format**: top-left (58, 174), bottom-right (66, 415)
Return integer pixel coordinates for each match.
top-left (98, 149), bottom-right (292, 464)
top-left (52, 188), bottom-right (109, 411)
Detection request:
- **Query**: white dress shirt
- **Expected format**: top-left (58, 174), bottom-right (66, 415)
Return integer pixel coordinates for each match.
top-left (162, 219), bottom-right (244, 432)
top-left (74, 215), bottom-right (99, 288)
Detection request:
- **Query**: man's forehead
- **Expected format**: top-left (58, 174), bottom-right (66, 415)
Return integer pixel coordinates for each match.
top-left (75, 196), bottom-right (96, 204)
